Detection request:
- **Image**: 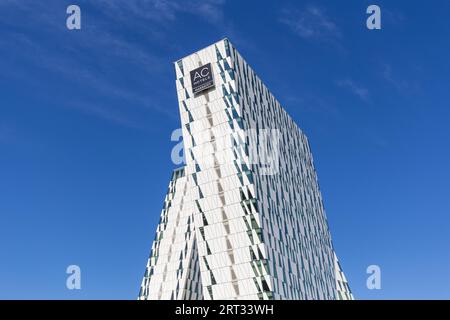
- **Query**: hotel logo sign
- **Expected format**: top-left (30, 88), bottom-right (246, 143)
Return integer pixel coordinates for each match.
top-left (190, 63), bottom-right (215, 94)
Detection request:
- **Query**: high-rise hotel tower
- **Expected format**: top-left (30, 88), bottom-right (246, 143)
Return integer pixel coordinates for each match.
top-left (138, 39), bottom-right (353, 300)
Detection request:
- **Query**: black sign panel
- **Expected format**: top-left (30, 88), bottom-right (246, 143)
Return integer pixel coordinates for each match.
top-left (190, 63), bottom-right (215, 94)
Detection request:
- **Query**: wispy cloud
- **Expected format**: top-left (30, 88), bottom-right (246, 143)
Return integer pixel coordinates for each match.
top-left (381, 64), bottom-right (419, 93)
top-left (96, 0), bottom-right (237, 47)
top-left (0, 30), bottom-right (173, 127)
top-left (65, 102), bottom-right (146, 130)
top-left (337, 79), bottom-right (370, 102)
top-left (0, 1), bottom-right (192, 128)
top-left (97, 0), bottom-right (226, 25)
top-left (280, 5), bottom-right (341, 41)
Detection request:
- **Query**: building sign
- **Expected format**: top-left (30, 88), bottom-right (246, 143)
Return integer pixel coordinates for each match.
top-left (190, 63), bottom-right (215, 94)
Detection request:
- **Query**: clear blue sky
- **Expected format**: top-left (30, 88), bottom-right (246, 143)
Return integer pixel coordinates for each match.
top-left (1, 0), bottom-right (449, 299)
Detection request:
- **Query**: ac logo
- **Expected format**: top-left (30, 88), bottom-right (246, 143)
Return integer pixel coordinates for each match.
top-left (190, 63), bottom-right (215, 94)
top-left (193, 67), bottom-right (210, 81)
